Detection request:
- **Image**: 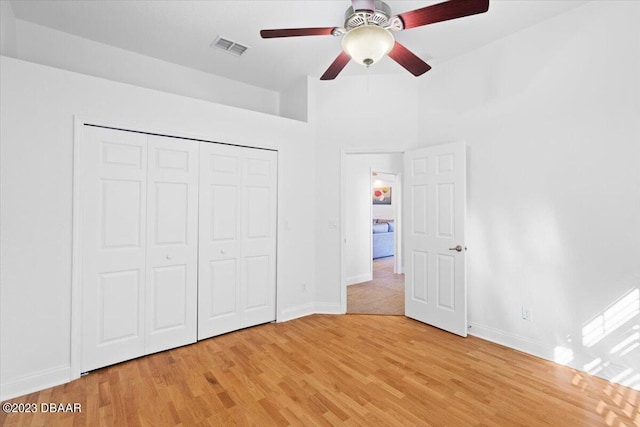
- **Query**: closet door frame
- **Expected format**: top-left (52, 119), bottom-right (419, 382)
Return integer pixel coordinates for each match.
top-left (71, 116), bottom-right (281, 381)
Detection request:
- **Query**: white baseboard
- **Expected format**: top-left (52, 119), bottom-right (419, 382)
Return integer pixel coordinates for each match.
top-left (279, 302), bottom-right (343, 322)
top-left (278, 303), bottom-right (316, 322)
top-left (468, 322), bottom-right (639, 391)
top-left (345, 273), bottom-right (372, 286)
top-left (314, 302), bottom-right (343, 315)
top-left (1, 364), bottom-right (71, 401)
top-left (468, 322), bottom-right (555, 361)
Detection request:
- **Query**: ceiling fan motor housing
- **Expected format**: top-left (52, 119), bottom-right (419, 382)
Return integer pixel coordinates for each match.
top-left (344, 0), bottom-right (392, 30)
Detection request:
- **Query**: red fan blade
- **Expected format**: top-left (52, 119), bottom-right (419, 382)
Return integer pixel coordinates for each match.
top-left (320, 52), bottom-right (351, 80)
top-left (260, 27), bottom-right (336, 38)
top-left (387, 42), bottom-right (432, 76)
top-left (351, 0), bottom-right (375, 12)
top-left (398, 0), bottom-right (489, 30)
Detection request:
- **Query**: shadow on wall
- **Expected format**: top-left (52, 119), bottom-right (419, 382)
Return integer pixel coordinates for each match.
top-left (467, 204), bottom-right (566, 329)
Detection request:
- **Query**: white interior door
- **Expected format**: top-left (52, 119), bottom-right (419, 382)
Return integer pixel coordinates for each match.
top-left (198, 144), bottom-right (243, 338)
top-left (81, 126), bottom-right (147, 372)
top-left (198, 144), bottom-right (277, 339)
top-left (144, 135), bottom-right (199, 354)
top-left (404, 142), bottom-right (467, 337)
top-left (240, 149), bottom-right (277, 328)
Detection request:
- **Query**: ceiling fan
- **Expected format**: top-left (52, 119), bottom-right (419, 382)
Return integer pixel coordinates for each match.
top-left (260, 0), bottom-right (489, 80)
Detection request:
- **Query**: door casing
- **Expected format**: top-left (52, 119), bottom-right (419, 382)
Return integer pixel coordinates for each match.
top-left (340, 148), bottom-right (404, 314)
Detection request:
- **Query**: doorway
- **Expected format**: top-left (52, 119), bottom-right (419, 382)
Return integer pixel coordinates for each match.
top-left (341, 152), bottom-right (404, 315)
top-left (340, 143), bottom-right (468, 336)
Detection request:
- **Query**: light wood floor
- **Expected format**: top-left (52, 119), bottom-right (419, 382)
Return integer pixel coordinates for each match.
top-left (2, 315), bottom-right (638, 426)
top-left (347, 256), bottom-right (404, 315)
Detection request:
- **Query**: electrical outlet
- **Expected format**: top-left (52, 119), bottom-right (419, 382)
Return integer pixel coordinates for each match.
top-left (302, 283), bottom-right (308, 292)
top-left (522, 306), bottom-right (532, 321)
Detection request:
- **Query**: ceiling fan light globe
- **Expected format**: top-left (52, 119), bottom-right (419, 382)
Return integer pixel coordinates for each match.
top-left (341, 25), bottom-right (394, 67)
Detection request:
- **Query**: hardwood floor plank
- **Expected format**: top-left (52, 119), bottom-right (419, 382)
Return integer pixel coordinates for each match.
top-left (1, 314), bottom-right (638, 426)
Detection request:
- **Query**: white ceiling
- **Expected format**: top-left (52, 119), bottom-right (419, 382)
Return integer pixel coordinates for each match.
top-left (9, 0), bottom-right (588, 93)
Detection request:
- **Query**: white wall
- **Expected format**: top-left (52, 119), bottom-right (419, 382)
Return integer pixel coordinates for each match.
top-left (417, 1), bottom-right (640, 388)
top-left (13, 20), bottom-right (280, 116)
top-left (279, 77), bottom-right (308, 122)
top-left (0, 56), bottom-right (316, 400)
top-left (0, 0), bottom-right (17, 57)
top-left (310, 74), bottom-right (420, 311)
top-left (344, 154), bottom-right (402, 285)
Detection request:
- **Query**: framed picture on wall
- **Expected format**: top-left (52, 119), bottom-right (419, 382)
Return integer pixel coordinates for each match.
top-left (372, 187), bottom-right (392, 205)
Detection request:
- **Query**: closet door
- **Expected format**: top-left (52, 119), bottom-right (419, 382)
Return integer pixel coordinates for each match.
top-left (81, 126), bottom-right (148, 372)
top-left (198, 144), bottom-right (243, 338)
top-left (144, 136), bottom-right (199, 354)
top-left (198, 145), bottom-right (277, 339)
top-left (241, 149), bottom-right (277, 328)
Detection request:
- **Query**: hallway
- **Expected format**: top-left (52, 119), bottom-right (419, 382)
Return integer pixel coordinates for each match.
top-left (347, 256), bottom-right (404, 315)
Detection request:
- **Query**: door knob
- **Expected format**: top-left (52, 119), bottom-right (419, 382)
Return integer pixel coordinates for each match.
top-left (220, 249), bottom-right (226, 254)
top-left (165, 255), bottom-right (172, 260)
top-left (449, 245), bottom-right (464, 252)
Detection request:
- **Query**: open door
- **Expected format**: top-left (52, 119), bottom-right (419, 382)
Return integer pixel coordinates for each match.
top-left (404, 142), bottom-right (467, 337)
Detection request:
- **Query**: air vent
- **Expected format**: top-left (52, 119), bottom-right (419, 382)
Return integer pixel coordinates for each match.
top-left (211, 36), bottom-right (249, 57)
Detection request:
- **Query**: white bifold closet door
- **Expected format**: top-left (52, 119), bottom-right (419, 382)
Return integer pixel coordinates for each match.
top-left (80, 127), bottom-right (199, 372)
top-left (198, 144), bottom-right (277, 340)
top-left (144, 135), bottom-right (199, 354)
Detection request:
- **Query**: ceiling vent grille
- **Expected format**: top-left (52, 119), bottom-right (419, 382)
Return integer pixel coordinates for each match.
top-left (211, 36), bottom-right (249, 57)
